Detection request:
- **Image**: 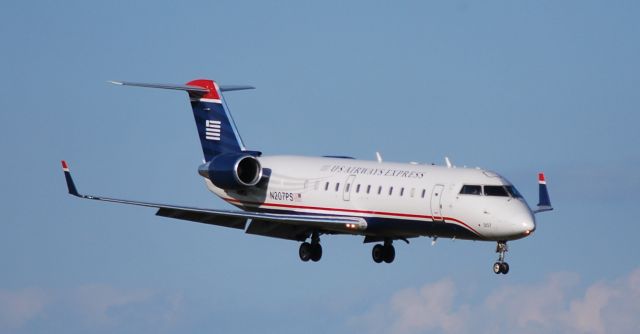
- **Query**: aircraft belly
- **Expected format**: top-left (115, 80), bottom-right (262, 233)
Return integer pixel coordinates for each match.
top-left (364, 217), bottom-right (480, 240)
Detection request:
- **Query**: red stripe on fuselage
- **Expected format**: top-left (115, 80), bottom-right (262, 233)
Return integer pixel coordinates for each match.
top-left (222, 197), bottom-right (482, 237)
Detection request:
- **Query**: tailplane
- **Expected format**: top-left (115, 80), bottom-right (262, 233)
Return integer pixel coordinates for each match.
top-left (110, 79), bottom-right (255, 161)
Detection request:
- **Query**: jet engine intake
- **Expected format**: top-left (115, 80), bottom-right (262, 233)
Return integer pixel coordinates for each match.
top-left (199, 153), bottom-right (262, 189)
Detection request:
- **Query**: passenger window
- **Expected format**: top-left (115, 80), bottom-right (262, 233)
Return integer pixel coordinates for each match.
top-left (421, 189), bottom-right (426, 198)
top-left (400, 188), bottom-right (404, 196)
top-left (484, 185), bottom-right (509, 197)
top-left (356, 184), bottom-right (361, 193)
top-left (389, 187), bottom-right (393, 195)
top-left (335, 183), bottom-right (340, 192)
top-left (460, 185), bottom-right (482, 195)
top-left (367, 185), bottom-right (371, 194)
top-left (324, 182), bottom-right (329, 191)
top-left (378, 186), bottom-right (382, 195)
top-left (345, 183), bottom-right (350, 192)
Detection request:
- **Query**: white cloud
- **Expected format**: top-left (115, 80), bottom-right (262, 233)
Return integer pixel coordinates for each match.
top-left (564, 269), bottom-right (640, 334)
top-left (72, 283), bottom-right (154, 325)
top-left (349, 279), bottom-right (468, 334)
top-left (0, 284), bottom-right (184, 331)
top-left (0, 288), bottom-right (48, 329)
top-left (350, 268), bottom-right (640, 334)
top-left (482, 272), bottom-right (579, 331)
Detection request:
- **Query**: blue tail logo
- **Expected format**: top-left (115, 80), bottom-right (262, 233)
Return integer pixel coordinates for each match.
top-left (186, 79), bottom-right (246, 161)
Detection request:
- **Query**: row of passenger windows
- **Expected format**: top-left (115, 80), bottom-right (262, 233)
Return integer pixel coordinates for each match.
top-left (459, 185), bottom-right (522, 198)
top-left (320, 181), bottom-right (428, 198)
top-left (313, 181), bottom-right (522, 199)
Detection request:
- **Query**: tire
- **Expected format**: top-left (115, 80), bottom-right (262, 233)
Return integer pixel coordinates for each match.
top-left (500, 262), bottom-right (509, 275)
top-left (299, 242), bottom-right (312, 262)
top-left (493, 262), bottom-right (502, 274)
top-left (383, 245), bottom-right (395, 263)
top-left (372, 244), bottom-right (384, 263)
top-left (310, 243), bottom-right (323, 262)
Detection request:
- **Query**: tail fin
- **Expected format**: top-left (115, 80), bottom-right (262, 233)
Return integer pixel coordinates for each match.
top-left (185, 79), bottom-right (247, 161)
top-left (110, 79), bottom-right (255, 161)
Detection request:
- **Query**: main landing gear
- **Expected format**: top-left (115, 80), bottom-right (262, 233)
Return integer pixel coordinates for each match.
top-left (493, 241), bottom-right (510, 275)
top-left (299, 232), bottom-right (322, 262)
top-left (372, 239), bottom-right (395, 264)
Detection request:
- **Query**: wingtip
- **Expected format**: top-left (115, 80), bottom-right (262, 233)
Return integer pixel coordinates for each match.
top-left (107, 80), bottom-right (123, 85)
top-left (61, 160), bottom-right (79, 196)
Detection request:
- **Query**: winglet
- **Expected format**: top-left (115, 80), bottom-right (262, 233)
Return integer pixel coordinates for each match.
top-left (534, 172), bottom-right (553, 213)
top-left (61, 160), bottom-right (80, 197)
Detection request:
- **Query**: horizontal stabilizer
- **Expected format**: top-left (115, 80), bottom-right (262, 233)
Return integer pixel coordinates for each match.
top-left (218, 85), bottom-right (256, 92)
top-left (108, 81), bottom-right (209, 94)
top-left (108, 80), bottom-right (254, 95)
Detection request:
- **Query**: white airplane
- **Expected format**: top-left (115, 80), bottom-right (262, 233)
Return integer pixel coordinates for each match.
top-left (62, 78), bottom-right (553, 275)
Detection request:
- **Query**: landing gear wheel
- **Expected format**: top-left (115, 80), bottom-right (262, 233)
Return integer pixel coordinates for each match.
top-left (299, 242), bottom-right (312, 262)
top-left (383, 245), bottom-right (395, 263)
top-left (310, 243), bottom-right (323, 262)
top-left (500, 262), bottom-right (509, 274)
top-left (372, 244), bottom-right (384, 263)
top-left (493, 262), bottom-right (502, 274)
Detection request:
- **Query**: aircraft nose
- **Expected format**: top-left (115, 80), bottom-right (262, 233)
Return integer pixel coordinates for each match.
top-left (518, 210), bottom-right (536, 236)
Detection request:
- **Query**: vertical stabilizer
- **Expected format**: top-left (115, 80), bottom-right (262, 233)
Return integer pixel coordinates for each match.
top-left (186, 79), bottom-right (245, 161)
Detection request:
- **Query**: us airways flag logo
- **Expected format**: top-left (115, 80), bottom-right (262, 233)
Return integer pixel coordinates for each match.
top-left (205, 120), bottom-right (221, 141)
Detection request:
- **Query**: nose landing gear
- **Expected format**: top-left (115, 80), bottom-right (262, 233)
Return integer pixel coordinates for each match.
top-left (493, 241), bottom-right (509, 274)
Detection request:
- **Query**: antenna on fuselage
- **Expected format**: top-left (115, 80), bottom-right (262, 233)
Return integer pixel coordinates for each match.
top-left (445, 156), bottom-right (452, 168)
top-left (375, 151), bottom-right (383, 163)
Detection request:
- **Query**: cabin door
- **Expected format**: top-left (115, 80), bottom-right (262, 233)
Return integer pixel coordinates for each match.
top-left (430, 184), bottom-right (445, 221)
top-left (343, 175), bottom-right (356, 201)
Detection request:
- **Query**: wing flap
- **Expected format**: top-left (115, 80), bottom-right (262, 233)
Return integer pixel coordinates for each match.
top-left (246, 219), bottom-right (309, 241)
top-left (156, 208), bottom-right (247, 230)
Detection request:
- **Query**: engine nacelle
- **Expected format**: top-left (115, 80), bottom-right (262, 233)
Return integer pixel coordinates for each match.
top-left (198, 153), bottom-right (263, 189)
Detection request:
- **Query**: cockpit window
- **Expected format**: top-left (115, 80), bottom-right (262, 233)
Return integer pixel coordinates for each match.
top-left (484, 185), bottom-right (509, 197)
top-left (460, 185), bottom-right (482, 195)
top-left (505, 185), bottom-right (522, 198)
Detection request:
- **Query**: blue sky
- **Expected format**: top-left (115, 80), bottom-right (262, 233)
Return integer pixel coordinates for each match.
top-left (1, 1), bottom-right (639, 333)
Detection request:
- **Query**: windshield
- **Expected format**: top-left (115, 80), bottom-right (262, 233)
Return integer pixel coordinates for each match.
top-left (484, 185), bottom-right (509, 197)
top-left (459, 184), bottom-right (523, 198)
top-left (459, 185), bottom-right (482, 195)
top-left (504, 185), bottom-right (523, 198)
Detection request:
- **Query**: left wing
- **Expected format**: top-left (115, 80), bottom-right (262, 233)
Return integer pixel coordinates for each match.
top-left (61, 161), bottom-right (367, 234)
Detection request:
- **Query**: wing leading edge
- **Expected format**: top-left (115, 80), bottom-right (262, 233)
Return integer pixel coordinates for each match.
top-left (61, 161), bottom-right (367, 236)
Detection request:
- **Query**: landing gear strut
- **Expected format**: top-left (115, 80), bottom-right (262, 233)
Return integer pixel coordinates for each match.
top-left (493, 241), bottom-right (509, 274)
top-left (299, 232), bottom-right (322, 262)
top-left (372, 239), bottom-right (395, 263)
